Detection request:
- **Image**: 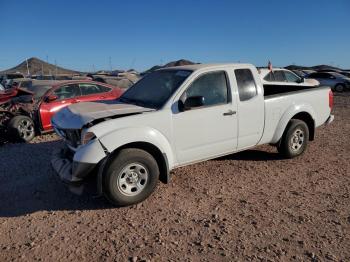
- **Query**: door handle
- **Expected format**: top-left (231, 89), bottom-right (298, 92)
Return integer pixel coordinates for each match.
top-left (223, 110), bottom-right (236, 116)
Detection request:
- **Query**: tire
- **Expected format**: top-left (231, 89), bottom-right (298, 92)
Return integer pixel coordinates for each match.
top-left (103, 148), bottom-right (159, 206)
top-left (7, 115), bottom-right (35, 142)
top-left (277, 119), bottom-right (309, 159)
top-left (335, 84), bottom-right (345, 92)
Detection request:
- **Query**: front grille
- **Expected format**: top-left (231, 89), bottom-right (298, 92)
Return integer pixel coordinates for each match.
top-left (64, 129), bottom-right (81, 148)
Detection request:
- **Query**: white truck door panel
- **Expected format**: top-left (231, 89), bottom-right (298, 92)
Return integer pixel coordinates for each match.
top-left (172, 104), bottom-right (237, 164)
top-left (172, 70), bottom-right (238, 165)
top-left (233, 68), bottom-right (265, 149)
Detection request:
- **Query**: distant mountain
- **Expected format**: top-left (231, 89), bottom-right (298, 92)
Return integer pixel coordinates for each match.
top-left (143, 59), bottom-right (197, 74)
top-left (285, 64), bottom-right (343, 72)
top-left (0, 57), bottom-right (80, 75)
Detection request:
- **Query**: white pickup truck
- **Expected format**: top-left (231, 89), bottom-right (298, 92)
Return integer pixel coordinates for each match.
top-left (51, 63), bottom-right (334, 206)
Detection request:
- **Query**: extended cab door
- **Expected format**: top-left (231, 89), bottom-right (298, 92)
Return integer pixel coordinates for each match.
top-left (233, 68), bottom-right (264, 149)
top-left (172, 70), bottom-right (238, 165)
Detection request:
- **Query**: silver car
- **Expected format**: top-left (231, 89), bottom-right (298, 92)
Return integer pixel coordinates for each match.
top-left (306, 72), bottom-right (350, 92)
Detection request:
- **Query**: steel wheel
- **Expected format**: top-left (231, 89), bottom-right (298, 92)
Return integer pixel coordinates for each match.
top-left (290, 128), bottom-right (304, 152)
top-left (277, 119), bottom-right (309, 159)
top-left (117, 163), bottom-right (149, 196)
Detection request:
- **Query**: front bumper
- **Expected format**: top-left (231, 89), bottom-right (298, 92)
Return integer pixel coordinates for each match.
top-left (51, 146), bottom-right (96, 186)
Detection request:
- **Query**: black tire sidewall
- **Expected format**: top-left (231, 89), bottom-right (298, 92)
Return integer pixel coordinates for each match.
top-left (335, 84), bottom-right (344, 92)
top-left (8, 115), bottom-right (35, 142)
top-left (279, 119), bottom-right (309, 158)
top-left (103, 148), bottom-right (159, 206)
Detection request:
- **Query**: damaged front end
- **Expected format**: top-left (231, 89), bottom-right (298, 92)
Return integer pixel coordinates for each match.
top-left (50, 101), bottom-right (155, 193)
top-left (0, 96), bottom-right (36, 137)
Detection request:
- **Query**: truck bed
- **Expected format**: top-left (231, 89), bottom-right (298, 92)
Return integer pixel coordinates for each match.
top-left (263, 84), bottom-right (317, 97)
top-left (259, 85), bottom-right (331, 145)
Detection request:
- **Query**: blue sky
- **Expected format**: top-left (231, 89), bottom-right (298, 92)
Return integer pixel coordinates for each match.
top-left (1, 0), bottom-right (349, 72)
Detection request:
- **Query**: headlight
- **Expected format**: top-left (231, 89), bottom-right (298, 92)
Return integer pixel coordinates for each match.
top-left (81, 131), bottom-right (96, 145)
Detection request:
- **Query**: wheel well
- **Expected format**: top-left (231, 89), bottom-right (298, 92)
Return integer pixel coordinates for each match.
top-left (110, 142), bottom-right (170, 184)
top-left (291, 112), bottom-right (315, 141)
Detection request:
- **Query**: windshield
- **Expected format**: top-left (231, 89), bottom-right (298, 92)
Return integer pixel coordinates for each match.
top-left (26, 84), bottom-right (52, 99)
top-left (120, 69), bottom-right (192, 109)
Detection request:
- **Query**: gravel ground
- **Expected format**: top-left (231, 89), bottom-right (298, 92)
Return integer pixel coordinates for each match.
top-left (0, 95), bottom-right (349, 262)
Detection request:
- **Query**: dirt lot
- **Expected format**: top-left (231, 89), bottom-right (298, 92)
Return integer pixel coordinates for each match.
top-left (0, 95), bottom-right (349, 262)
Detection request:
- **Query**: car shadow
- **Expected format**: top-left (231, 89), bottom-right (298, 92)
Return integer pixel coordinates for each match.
top-left (0, 140), bottom-right (112, 218)
top-left (216, 148), bottom-right (284, 161)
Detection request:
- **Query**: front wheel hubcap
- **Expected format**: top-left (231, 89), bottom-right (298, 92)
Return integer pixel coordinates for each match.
top-left (18, 120), bottom-right (34, 140)
top-left (290, 128), bottom-right (304, 152)
top-left (117, 163), bottom-right (148, 196)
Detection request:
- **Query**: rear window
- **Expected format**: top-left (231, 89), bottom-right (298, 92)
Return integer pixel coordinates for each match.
top-left (235, 69), bottom-right (257, 101)
top-left (79, 83), bottom-right (111, 95)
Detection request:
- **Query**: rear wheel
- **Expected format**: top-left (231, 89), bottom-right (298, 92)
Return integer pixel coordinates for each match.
top-left (8, 115), bottom-right (35, 142)
top-left (335, 84), bottom-right (345, 92)
top-left (103, 148), bottom-right (159, 206)
top-left (277, 119), bottom-right (309, 158)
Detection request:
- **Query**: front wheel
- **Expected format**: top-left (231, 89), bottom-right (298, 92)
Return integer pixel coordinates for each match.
top-left (277, 119), bottom-right (309, 158)
top-left (103, 148), bottom-right (159, 206)
top-left (8, 115), bottom-right (36, 142)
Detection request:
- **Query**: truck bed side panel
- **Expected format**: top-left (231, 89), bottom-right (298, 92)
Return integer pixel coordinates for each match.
top-left (259, 86), bottom-right (331, 145)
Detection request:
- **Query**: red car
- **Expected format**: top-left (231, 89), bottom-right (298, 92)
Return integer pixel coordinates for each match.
top-left (0, 79), bottom-right (34, 103)
top-left (0, 80), bottom-right (124, 142)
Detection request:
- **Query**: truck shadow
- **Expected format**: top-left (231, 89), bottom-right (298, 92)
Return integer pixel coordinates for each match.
top-left (0, 142), bottom-right (284, 217)
top-left (217, 149), bottom-right (284, 161)
top-left (0, 140), bottom-right (112, 218)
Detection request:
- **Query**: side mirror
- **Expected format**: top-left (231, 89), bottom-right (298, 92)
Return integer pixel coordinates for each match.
top-left (45, 94), bottom-right (58, 102)
top-left (296, 77), bottom-right (305, 83)
top-left (183, 96), bottom-right (205, 110)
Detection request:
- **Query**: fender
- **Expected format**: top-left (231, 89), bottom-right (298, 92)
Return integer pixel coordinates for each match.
top-left (98, 126), bottom-right (176, 169)
top-left (271, 103), bottom-right (315, 144)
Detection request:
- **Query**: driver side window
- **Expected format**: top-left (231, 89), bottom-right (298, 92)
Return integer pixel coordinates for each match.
top-left (54, 84), bottom-right (80, 100)
top-left (183, 71), bottom-right (229, 107)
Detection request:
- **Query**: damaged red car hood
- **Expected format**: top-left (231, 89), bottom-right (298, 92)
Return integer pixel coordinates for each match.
top-left (52, 101), bottom-right (155, 129)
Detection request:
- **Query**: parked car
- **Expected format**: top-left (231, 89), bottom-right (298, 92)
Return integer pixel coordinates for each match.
top-left (259, 68), bottom-right (319, 86)
top-left (51, 63), bottom-right (334, 206)
top-left (340, 71), bottom-right (350, 78)
top-left (0, 80), bottom-right (124, 142)
top-left (306, 72), bottom-right (350, 92)
top-left (291, 70), bottom-right (307, 78)
top-left (302, 70), bottom-right (316, 75)
top-left (0, 73), bottom-right (26, 89)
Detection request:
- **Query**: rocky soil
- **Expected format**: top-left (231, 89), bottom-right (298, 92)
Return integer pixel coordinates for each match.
top-left (0, 95), bottom-right (349, 261)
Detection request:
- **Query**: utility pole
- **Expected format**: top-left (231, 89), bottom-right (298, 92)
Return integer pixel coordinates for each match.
top-left (26, 58), bottom-right (30, 76)
top-left (55, 59), bottom-right (58, 76)
top-left (109, 56), bottom-right (112, 71)
top-left (41, 63), bottom-right (44, 75)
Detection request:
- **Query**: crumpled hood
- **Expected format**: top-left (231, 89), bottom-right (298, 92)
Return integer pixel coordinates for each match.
top-left (52, 101), bottom-right (155, 129)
